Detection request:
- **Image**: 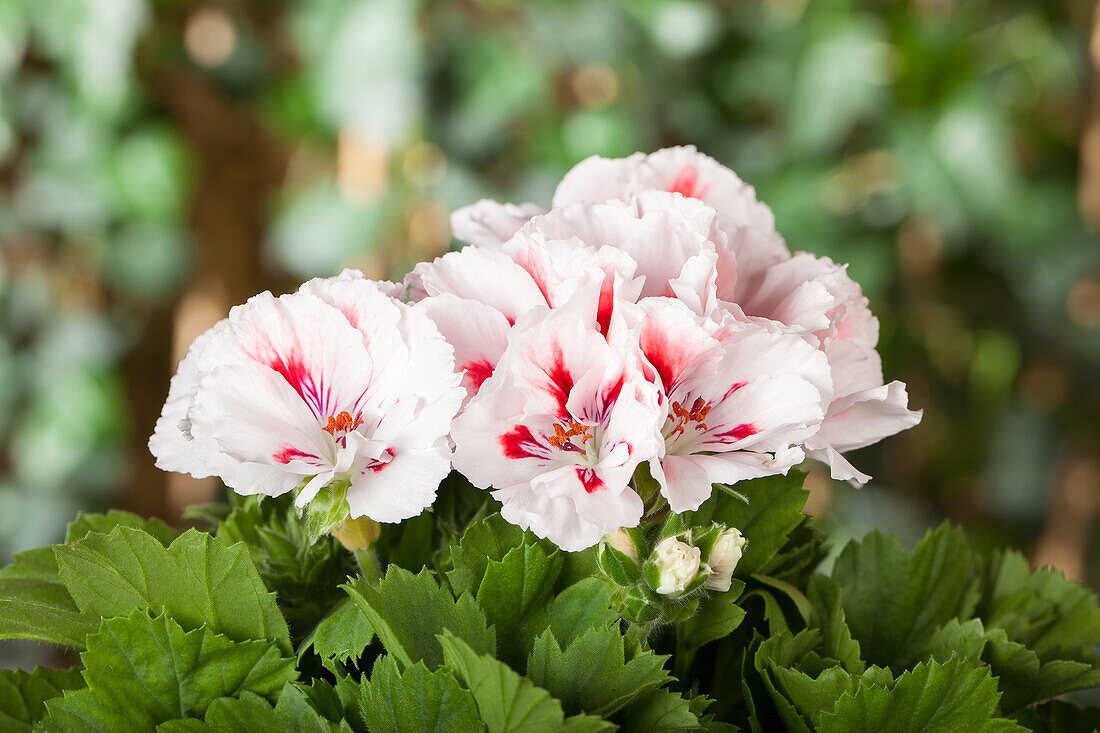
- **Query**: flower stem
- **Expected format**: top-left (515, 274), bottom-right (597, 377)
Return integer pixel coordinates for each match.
top-left (353, 546), bottom-right (383, 585)
top-left (673, 627), bottom-right (696, 683)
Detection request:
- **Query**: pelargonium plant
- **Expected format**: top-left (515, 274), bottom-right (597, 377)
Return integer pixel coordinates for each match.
top-left (2, 148), bottom-right (1098, 732)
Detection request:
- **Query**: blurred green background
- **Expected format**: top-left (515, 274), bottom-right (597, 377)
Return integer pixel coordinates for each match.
top-left (1, 0), bottom-right (1098, 616)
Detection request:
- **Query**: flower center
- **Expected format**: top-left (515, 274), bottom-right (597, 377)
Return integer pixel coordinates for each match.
top-left (323, 410), bottom-right (363, 446)
top-left (547, 419), bottom-right (593, 455)
top-left (668, 397), bottom-right (711, 439)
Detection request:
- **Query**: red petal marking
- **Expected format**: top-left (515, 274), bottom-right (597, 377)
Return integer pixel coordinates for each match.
top-left (463, 360), bottom-right (495, 393)
top-left (600, 372), bottom-right (626, 411)
top-left (639, 325), bottom-right (685, 394)
top-left (667, 165), bottom-right (709, 199)
top-left (273, 446), bottom-right (321, 465)
top-left (722, 381), bottom-right (747, 400)
top-left (267, 351), bottom-right (326, 417)
top-left (717, 423), bottom-right (758, 441)
top-left (577, 466), bottom-right (603, 493)
top-left (541, 345), bottom-right (574, 419)
top-left (596, 276), bottom-right (615, 336)
top-left (501, 424), bottom-right (550, 460)
top-left (367, 447), bottom-right (396, 473)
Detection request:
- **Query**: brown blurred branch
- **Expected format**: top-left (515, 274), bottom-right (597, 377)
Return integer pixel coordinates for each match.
top-left (1080, 3), bottom-right (1100, 228)
top-left (118, 6), bottom-right (291, 521)
top-left (1035, 3), bottom-right (1100, 578)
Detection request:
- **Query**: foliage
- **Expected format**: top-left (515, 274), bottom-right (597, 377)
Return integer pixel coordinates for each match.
top-left (1, 1), bottom-right (1096, 611)
top-left (0, 474), bottom-right (1095, 730)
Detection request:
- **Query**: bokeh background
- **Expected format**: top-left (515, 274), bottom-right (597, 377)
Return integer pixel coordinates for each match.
top-left (1, 0), bottom-right (1098, 649)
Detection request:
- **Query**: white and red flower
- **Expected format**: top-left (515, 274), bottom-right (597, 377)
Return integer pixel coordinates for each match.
top-left (509, 191), bottom-right (724, 308)
top-left (149, 271), bottom-right (464, 523)
top-left (451, 307), bottom-right (664, 551)
top-left (725, 254), bottom-right (921, 484)
top-left (153, 145), bottom-right (925, 550)
top-left (407, 241), bottom-right (621, 400)
top-left (553, 145), bottom-right (789, 297)
top-left (413, 190), bottom-right (729, 398)
top-left (450, 199), bottom-right (545, 250)
top-left (628, 298), bottom-right (831, 512)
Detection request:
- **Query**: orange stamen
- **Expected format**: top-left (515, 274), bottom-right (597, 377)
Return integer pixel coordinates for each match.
top-left (324, 410), bottom-right (364, 436)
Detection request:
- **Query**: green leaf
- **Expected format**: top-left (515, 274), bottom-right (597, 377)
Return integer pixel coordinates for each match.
top-left (806, 575), bottom-right (863, 673)
top-left (0, 668), bottom-right (84, 733)
top-left (831, 524), bottom-right (979, 670)
top-left (740, 586), bottom-right (800, 636)
top-left (302, 598), bottom-right (374, 670)
top-left (439, 631), bottom-right (612, 733)
top-left (689, 472), bottom-right (808, 577)
top-left (982, 626), bottom-right (1100, 713)
top-left (817, 657), bottom-right (1023, 733)
top-left (759, 520), bottom-right (828, 587)
top-left (596, 543), bottom-right (639, 586)
top-left (0, 548), bottom-right (64, 586)
top-left (1011, 700), bottom-right (1100, 732)
top-left (752, 574), bottom-right (812, 625)
top-left (556, 547), bottom-right (600, 593)
top-left (213, 494), bottom-right (353, 645)
top-left (55, 527), bottom-right (292, 655)
top-left (447, 514), bottom-right (527, 598)
top-left (545, 578), bottom-right (618, 648)
top-left (65, 510), bottom-right (177, 546)
top-left (769, 665), bottom-right (893, 730)
top-left (919, 618), bottom-right (987, 665)
top-left (0, 548), bottom-right (96, 648)
top-left (378, 510), bottom-right (437, 572)
top-left (0, 600), bottom-right (97, 648)
top-left (979, 550), bottom-right (1100, 664)
top-left (681, 584), bottom-right (747, 649)
top-left (612, 686), bottom-right (701, 732)
top-left (343, 566), bottom-right (494, 670)
top-left (155, 687), bottom-right (349, 733)
top-left (476, 542), bottom-right (562, 668)
top-left (41, 611), bottom-right (297, 733)
top-left (525, 625), bottom-right (673, 717)
top-left (358, 655), bottom-right (483, 733)
top-left (750, 629), bottom-right (827, 733)
top-left (914, 616), bottom-right (1100, 713)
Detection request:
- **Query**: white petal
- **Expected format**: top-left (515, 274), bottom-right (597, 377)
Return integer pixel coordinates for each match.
top-left (652, 454), bottom-right (714, 513)
top-left (406, 246), bottom-right (548, 323)
top-left (805, 445), bottom-right (873, 486)
top-left (450, 200), bottom-right (545, 249)
top-left (810, 381), bottom-right (922, 453)
top-left (149, 321), bottom-right (226, 478)
top-left (346, 442), bottom-right (452, 522)
top-left (417, 293), bottom-right (512, 397)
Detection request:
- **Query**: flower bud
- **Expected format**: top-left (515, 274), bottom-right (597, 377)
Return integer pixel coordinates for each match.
top-left (652, 536), bottom-right (702, 596)
top-left (605, 529), bottom-right (638, 562)
top-left (598, 529), bottom-right (642, 586)
top-left (331, 515), bottom-right (382, 551)
top-left (704, 527), bottom-right (746, 592)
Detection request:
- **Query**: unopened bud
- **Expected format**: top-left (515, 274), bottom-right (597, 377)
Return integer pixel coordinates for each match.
top-left (331, 515), bottom-right (382, 551)
top-left (704, 527), bottom-right (746, 592)
top-left (605, 529), bottom-right (638, 562)
top-left (652, 536), bottom-right (702, 596)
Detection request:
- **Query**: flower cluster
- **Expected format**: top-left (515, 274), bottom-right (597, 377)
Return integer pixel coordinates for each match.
top-left (424, 146), bottom-right (920, 549)
top-left (597, 521), bottom-right (749, 625)
top-left (150, 272), bottom-right (464, 533)
top-left (151, 146), bottom-right (921, 551)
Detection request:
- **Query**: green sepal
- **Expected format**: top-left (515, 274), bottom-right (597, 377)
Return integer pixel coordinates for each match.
top-left (596, 543), bottom-right (640, 587)
top-left (301, 478), bottom-right (352, 542)
top-left (692, 524), bottom-right (723, 560)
